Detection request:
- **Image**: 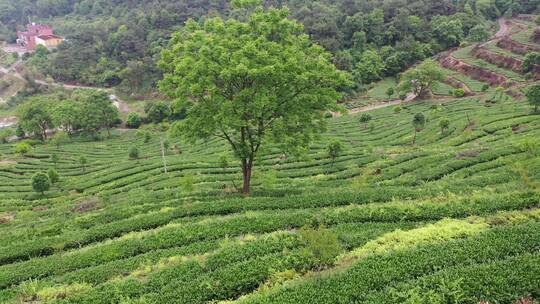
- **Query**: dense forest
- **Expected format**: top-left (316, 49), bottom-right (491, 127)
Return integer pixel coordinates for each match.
top-left (0, 0), bottom-right (538, 94)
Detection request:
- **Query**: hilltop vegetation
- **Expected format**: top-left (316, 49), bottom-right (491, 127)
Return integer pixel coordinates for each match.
top-left (1, 0), bottom-right (537, 95)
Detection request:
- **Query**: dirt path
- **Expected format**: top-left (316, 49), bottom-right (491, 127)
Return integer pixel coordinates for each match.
top-left (343, 93), bottom-right (417, 115)
top-left (495, 18), bottom-right (510, 39)
top-left (0, 116), bottom-right (17, 128)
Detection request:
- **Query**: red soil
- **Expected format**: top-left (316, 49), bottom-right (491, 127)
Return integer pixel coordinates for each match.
top-left (497, 37), bottom-right (540, 55)
top-left (439, 52), bottom-right (510, 87)
top-left (472, 46), bottom-right (523, 73)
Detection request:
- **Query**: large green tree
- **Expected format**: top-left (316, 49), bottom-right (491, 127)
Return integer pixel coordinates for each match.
top-left (18, 97), bottom-right (54, 140)
top-left (159, 6), bottom-right (349, 194)
top-left (73, 90), bottom-right (120, 137)
top-left (398, 60), bottom-right (444, 99)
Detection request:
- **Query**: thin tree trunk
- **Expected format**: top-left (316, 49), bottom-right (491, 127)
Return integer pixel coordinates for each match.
top-left (241, 158), bottom-right (253, 195)
top-left (161, 138), bottom-right (168, 174)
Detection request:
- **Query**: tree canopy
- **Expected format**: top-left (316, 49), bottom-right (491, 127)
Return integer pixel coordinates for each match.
top-left (159, 7), bottom-right (349, 193)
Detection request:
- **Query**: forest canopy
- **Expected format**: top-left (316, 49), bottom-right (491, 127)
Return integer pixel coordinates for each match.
top-left (1, 0), bottom-right (538, 94)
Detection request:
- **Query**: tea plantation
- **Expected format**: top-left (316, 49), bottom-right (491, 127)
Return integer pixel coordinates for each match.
top-left (0, 93), bottom-right (540, 303)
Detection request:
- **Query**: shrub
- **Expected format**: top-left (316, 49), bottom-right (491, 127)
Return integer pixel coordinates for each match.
top-left (15, 125), bottom-right (25, 138)
top-left (481, 84), bottom-right (489, 92)
top-left (125, 112), bottom-right (143, 129)
top-left (399, 92), bottom-right (407, 100)
top-left (79, 156), bottom-right (87, 172)
top-left (50, 131), bottom-right (69, 149)
top-left (32, 172), bottom-right (51, 195)
top-left (299, 226), bottom-right (342, 267)
top-left (439, 118), bottom-right (450, 134)
top-left (14, 142), bottom-right (31, 156)
top-left (386, 87), bottom-right (395, 99)
top-left (327, 140), bottom-right (343, 165)
top-left (47, 168), bottom-right (59, 184)
top-left (452, 88), bottom-right (465, 98)
top-left (394, 105), bottom-right (403, 113)
top-left (129, 147), bottom-right (140, 160)
top-left (359, 113), bottom-right (372, 128)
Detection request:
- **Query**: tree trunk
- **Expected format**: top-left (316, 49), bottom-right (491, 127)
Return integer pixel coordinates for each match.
top-left (241, 159), bottom-right (253, 195)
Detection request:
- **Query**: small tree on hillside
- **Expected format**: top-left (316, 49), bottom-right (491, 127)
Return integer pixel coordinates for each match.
top-left (47, 168), bottom-right (59, 184)
top-left (526, 84), bottom-right (540, 113)
top-left (126, 112), bottom-right (143, 129)
top-left (32, 172), bottom-right (51, 195)
top-left (327, 141), bottom-right (343, 166)
top-left (386, 87), bottom-right (395, 99)
top-left (50, 131), bottom-right (69, 149)
top-left (79, 156), bottom-right (87, 173)
top-left (359, 113), bottom-right (372, 129)
top-left (467, 24), bottom-right (490, 42)
top-left (412, 113), bottom-right (426, 144)
top-left (51, 153), bottom-right (59, 167)
top-left (129, 146), bottom-right (140, 159)
top-left (439, 117), bottom-right (450, 134)
top-left (15, 142), bottom-right (31, 156)
top-left (159, 6), bottom-right (349, 194)
top-left (398, 60), bottom-right (444, 99)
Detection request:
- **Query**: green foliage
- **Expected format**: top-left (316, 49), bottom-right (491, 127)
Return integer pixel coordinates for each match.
top-left (467, 24), bottom-right (490, 42)
top-left (326, 140), bottom-right (343, 165)
top-left (413, 113), bottom-right (426, 131)
top-left (125, 113), bottom-right (143, 129)
top-left (394, 105), bottom-right (403, 113)
top-left (439, 118), bottom-right (450, 134)
top-left (299, 226), bottom-right (342, 267)
top-left (399, 60), bottom-right (444, 98)
top-left (179, 172), bottom-right (196, 194)
top-left (79, 155), bottom-right (87, 172)
top-left (47, 168), bottom-right (59, 184)
top-left (50, 131), bottom-right (69, 149)
top-left (385, 87), bottom-right (395, 99)
top-left (144, 102), bottom-right (171, 124)
top-left (452, 88), bottom-right (465, 98)
top-left (31, 172), bottom-right (51, 195)
top-left (359, 113), bottom-right (372, 127)
top-left (522, 52), bottom-right (540, 73)
top-left (128, 147), bottom-right (140, 160)
top-left (15, 125), bottom-right (25, 138)
top-left (412, 112), bottom-right (426, 144)
top-left (525, 83), bottom-right (540, 112)
top-left (50, 153), bottom-right (59, 167)
top-left (17, 97), bottom-right (54, 140)
top-left (160, 8), bottom-right (349, 193)
top-left (14, 142), bottom-right (31, 156)
top-left (354, 50), bottom-right (384, 85)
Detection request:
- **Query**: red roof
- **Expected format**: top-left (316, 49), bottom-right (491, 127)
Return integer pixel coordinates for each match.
top-left (37, 34), bottom-right (62, 40)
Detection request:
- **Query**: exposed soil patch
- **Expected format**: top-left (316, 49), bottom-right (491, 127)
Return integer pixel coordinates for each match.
top-left (455, 150), bottom-right (480, 159)
top-left (442, 76), bottom-right (473, 95)
top-left (0, 116), bottom-right (18, 129)
top-left (0, 160), bottom-right (17, 166)
top-left (512, 124), bottom-right (528, 132)
top-left (464, 121), bottom-right (476, 131)
top-left (33, 205), bottom-right (49, 212)
top-left (71, 197), bottom-right (100, 213)
top-left (505, 89), bottom-right (524, 98)
top-left (0, 212), bottom-right (15, 224)
top-left (497, 37), bottom-right (540, 55)
top-left (472, 46), bottom-right (523, 73)
top-left (533, 29), bottom-right (540, 44)
top-left (439, 53), bottom-right (509, 87)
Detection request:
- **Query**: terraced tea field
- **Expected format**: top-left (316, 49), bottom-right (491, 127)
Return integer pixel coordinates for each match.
top-left (1, 91), bottom-right (540, 303)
